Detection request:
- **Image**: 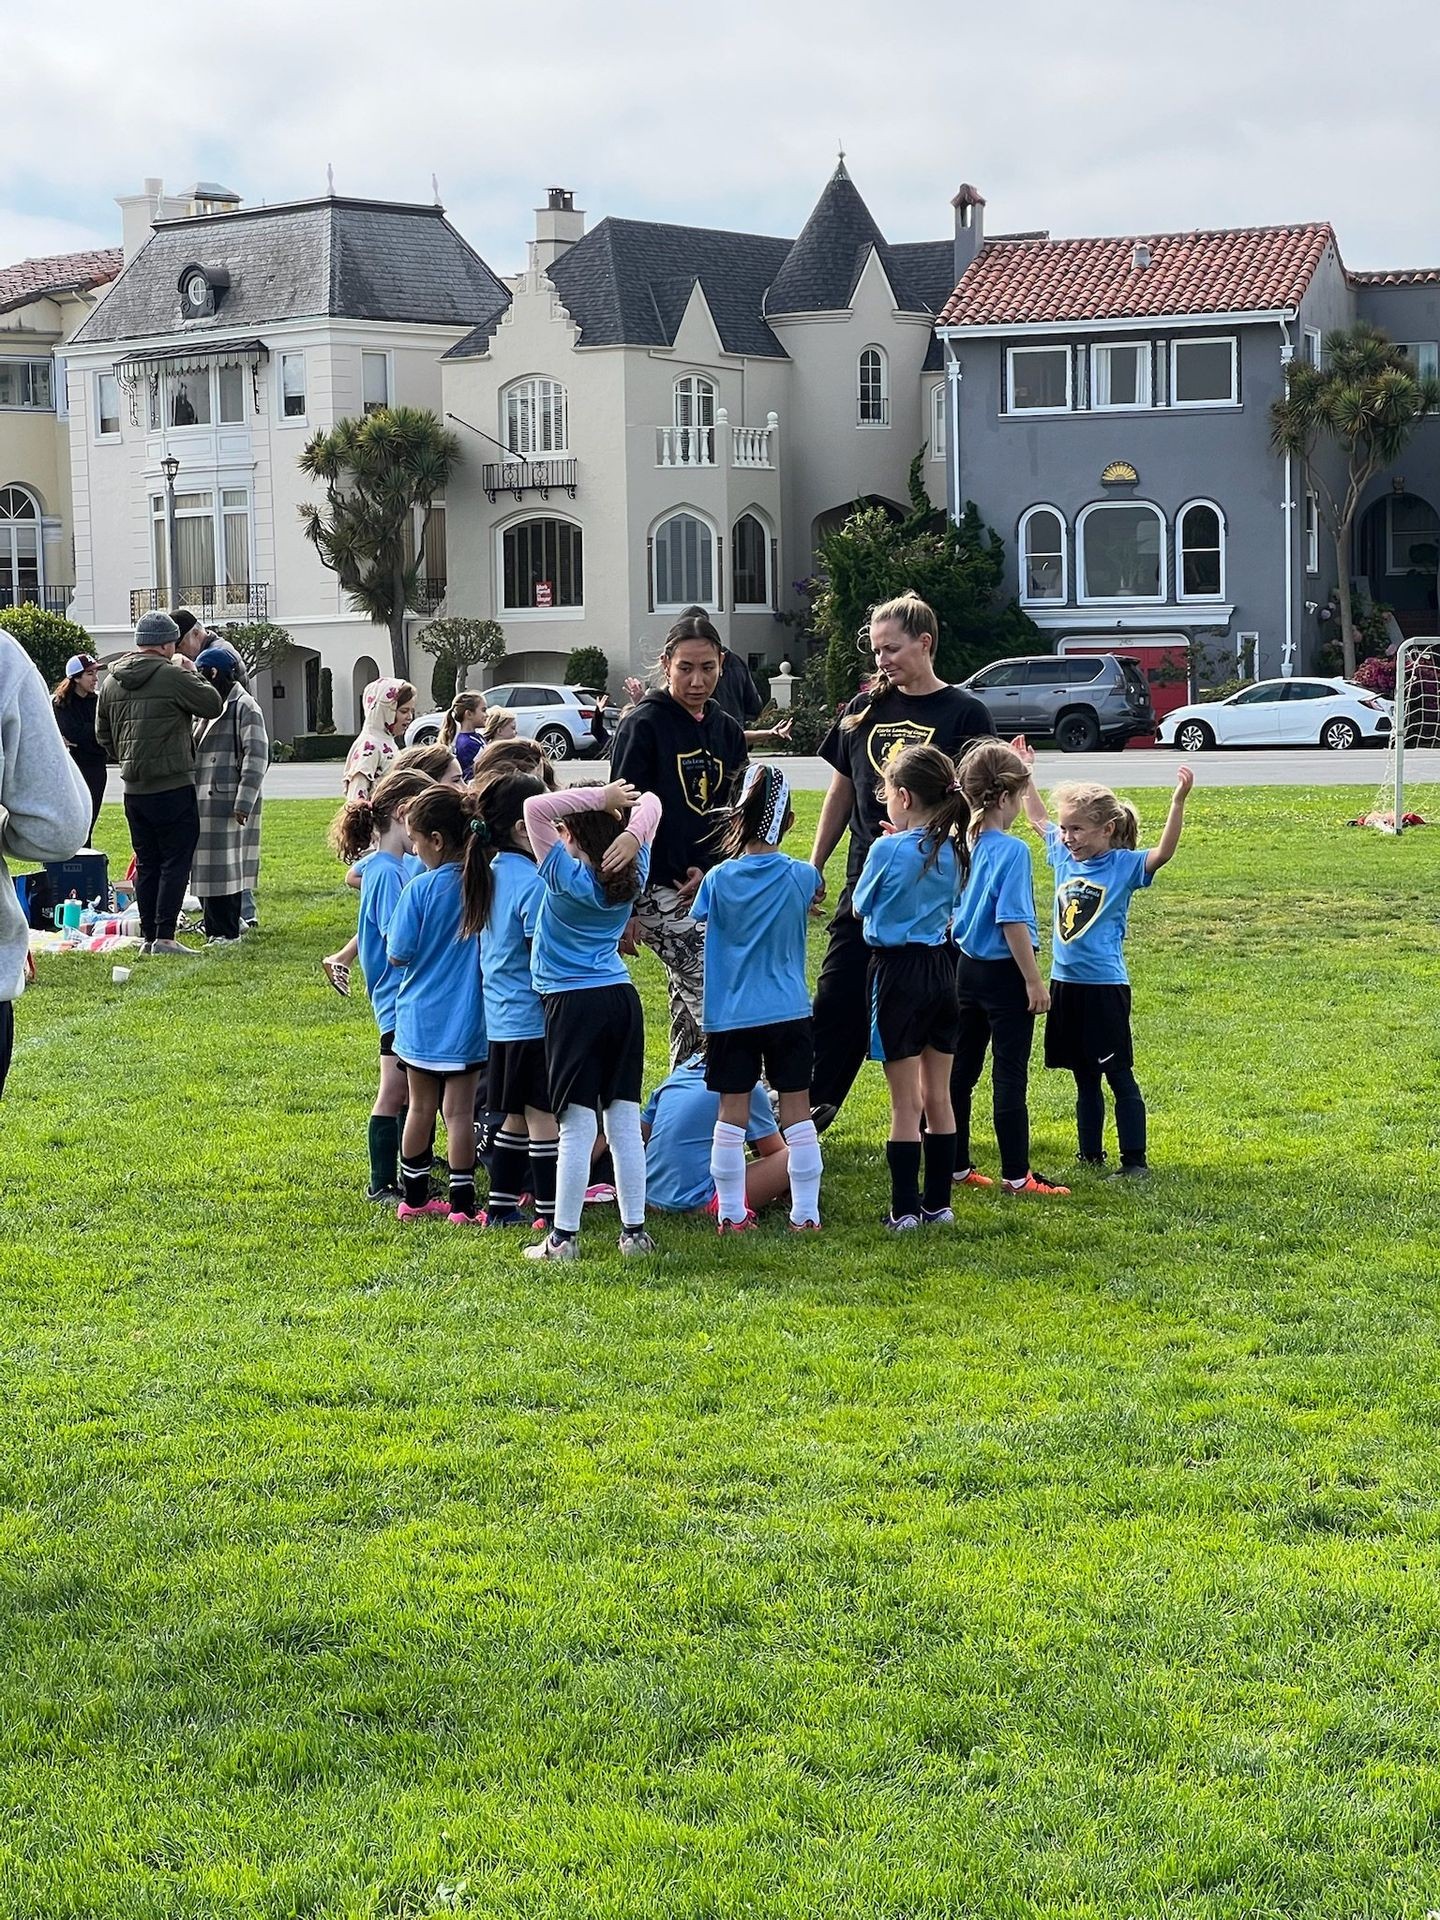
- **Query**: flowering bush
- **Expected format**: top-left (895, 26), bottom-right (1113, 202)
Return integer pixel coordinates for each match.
top-left (1352, 655), bottom-right (1396, 698)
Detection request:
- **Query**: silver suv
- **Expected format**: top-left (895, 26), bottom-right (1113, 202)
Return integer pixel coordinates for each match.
top-left (959, 654), bottom-right (1157, 752)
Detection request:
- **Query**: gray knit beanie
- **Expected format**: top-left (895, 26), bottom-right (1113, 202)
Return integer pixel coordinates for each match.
top-left (135, 611), bottom-right (180, 649)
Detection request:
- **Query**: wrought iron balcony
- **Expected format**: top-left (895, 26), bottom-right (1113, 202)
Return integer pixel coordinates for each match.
top-left (130, 584), bottom-right (270, 623)
top-left (409, 578), bottom-right (448, 616)
top-left (0, 584), bottom-right (74, 616)
top-left (481, 457), bottom-right (578, 502)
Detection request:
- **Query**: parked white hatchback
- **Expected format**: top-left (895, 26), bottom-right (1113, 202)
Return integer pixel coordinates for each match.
top-left (1158, 677), bottom-right (1394, 752)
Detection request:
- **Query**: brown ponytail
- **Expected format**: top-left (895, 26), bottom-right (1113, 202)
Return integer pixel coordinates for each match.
top-left (958, 741), bottom-right (1032, 829)
top-left (564, 807), bottom-right (643, 906)
top-left (457, 772), bottom-right (546, 938)
top-left (328, 766), bottom-right (435, 863)
top-left (840, 591), bottom-right (938, 733)
top-left (884, 743), bottom-right (972, 881)
top-left (440, 691), bottom-right (484, 748)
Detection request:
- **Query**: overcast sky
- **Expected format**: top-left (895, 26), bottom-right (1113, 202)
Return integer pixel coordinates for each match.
top-left (5, 0), bottom-right (1438, 278)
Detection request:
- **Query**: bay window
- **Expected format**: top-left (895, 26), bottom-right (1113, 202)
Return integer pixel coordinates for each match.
top-left (1079, 502), bottom-right (1165, 600)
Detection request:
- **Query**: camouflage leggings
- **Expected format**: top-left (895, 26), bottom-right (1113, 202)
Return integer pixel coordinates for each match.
top-left (632, 883), bottom-right (705, 1068)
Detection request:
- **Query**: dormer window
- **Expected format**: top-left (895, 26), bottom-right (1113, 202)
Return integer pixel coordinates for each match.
top-left (176, 262), bottom-right (230, 322)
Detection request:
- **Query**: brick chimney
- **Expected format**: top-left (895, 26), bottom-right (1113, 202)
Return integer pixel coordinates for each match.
top-left (531, 187), bottom-right (585, 274)
top-left (952, 183), bottom-right (986, 282)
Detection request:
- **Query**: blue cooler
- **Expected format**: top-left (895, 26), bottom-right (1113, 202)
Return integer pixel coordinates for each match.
top-left (45, 850), bottom-right (108, 906)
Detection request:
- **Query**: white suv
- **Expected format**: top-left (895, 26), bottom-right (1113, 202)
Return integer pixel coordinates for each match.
top-left (407, 683), bottom-right (607, 760)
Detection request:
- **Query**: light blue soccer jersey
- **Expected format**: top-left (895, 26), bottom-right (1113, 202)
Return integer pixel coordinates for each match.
top-left (642, 1058), bottom-right (778, 1212)
top-left (953, 829), bottom-right (1039, 961)
top-left (480, 851), bottom-right (546, 1042)
top-left (853, 828), bottom-right (962, 948)
top-left (530, 840), bottom-right (652, 995)
top-left (1042, 824), bottom-right (1153, 985)
top-left (386, 862), bottom-right (488, 1069)
top-left (357, 849), bottom-right (409, 1036)
top-left (691, 851), bottom-right (820, 1032)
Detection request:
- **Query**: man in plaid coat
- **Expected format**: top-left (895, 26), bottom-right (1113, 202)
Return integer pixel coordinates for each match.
top-left (191, 647), bottom-right (269, 943)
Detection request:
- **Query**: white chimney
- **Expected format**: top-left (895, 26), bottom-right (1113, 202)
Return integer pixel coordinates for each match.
top-left (531, 188), bottom-right (585, 274)
top-left (1132, 242), bottom-right (1152, 270)
top-left (115, 177), bottom-right (192, 264)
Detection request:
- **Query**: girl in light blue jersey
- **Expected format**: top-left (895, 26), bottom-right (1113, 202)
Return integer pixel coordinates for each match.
top-left (691, 762), bottom-right (824, 1232)
top-left (853, 743), bottom-right (971, 1231)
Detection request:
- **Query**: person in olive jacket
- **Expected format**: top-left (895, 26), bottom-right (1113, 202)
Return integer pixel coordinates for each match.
top-left (609, 614), bottom-right (747, 1065)
top-left (96, 611), bottom-right (224, 954)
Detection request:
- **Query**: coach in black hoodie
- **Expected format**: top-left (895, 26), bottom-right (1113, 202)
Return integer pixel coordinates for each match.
top-left (609, 615), bottom-right (747, 1065)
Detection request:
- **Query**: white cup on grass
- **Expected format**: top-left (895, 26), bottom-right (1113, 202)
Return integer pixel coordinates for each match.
top-left (111, 965), bottom-right (131, 985)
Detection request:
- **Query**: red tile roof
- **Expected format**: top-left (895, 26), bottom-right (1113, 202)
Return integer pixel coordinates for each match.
top-left (1350, 267), bottom-right (1440, 286)
top-left (0, 247), bottom-right (123, 315)
top-left (938, 224), bottom-right (1336, 328)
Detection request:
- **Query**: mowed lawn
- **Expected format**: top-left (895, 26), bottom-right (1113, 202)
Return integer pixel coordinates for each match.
top-left (2, 786), bottom-right (1439, 1920)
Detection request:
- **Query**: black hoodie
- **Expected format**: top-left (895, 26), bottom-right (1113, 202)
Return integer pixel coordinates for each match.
top-left (610, 692), bottom-right (747, 887)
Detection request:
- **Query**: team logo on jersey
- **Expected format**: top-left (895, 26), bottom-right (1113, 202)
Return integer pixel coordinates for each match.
top-left (865, 721), bottom-right (936, 775)
top-left (1056, 878), bottom-right (1106, 942)
top-left (675, 749), bottom-right (722, 814)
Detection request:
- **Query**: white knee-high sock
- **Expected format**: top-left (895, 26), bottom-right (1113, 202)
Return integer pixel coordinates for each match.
top-left (554, 1104), bottom-right (598, 1235)
top-left (784, 1118), bottom-right (823, 1226)
top-left (710, 1120), bottom-right (748, 1224)
top-left (603, 1100), bottom-right (647, 1230)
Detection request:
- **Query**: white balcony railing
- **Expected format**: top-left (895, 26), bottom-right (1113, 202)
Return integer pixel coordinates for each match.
top-left (655, 409), bottom-right (779, 470)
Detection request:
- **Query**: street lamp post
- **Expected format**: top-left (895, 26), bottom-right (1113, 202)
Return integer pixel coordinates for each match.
top-left (161, 454), bottom-right (180, 608)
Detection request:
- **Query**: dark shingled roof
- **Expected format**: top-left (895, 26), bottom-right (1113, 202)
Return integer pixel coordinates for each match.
top-left (765, 160), bottom-right (948, 322)
top-left (0, 247), bottom-right (122, 316)
top-left (72, 198), bottom-right (510, 346)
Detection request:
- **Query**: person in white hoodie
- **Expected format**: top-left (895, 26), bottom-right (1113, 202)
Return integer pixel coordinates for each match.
top-left (0, 627), bottom-right (92, 1095)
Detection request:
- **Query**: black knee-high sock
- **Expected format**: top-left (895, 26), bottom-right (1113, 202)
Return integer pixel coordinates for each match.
top-left (886, 1141), bottom-right (923, 1219)
top-left (368, 1114), bottom-right (400, 1190)
top-left (529, 1139), bottom-right (558, 1225)
top-left (399, 1155), bottom-right (431, 1208)
top-left (922, 1131), bottom-right (958, 1210)
top-left (488, 1130), bottom-right (530, 1213)
top-left (448, 1166), bottom-right (477, 1218)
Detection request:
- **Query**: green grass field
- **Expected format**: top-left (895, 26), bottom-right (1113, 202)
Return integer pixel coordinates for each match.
top-left (2, 787), bottom-right (1438, 1919)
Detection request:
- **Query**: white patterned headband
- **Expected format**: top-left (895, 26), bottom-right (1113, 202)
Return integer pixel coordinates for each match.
top-left (742, 762), bottom-right (791, 844)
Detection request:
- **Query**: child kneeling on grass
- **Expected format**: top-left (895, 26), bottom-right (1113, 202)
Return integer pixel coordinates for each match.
top-left (642, 1050), bottom-right (791, 1219)
top-left (386, 784), bottom-right (489, 1224)
top-left (690, 763), bottom-right (824, 1234)
top-left (1019, 750), bottom-right (1193, 1178)
top-left (522, 780), bottom-right (662, 1262)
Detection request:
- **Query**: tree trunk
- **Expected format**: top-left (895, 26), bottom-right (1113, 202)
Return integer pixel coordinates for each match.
top-left (389, 562), bottom-right (410, 680)
top-left (1334, 526), bottom-right (1357, 679)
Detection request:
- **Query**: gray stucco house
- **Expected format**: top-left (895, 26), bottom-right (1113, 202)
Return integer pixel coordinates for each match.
top-left (935, 192), bottom-right (1440, 681)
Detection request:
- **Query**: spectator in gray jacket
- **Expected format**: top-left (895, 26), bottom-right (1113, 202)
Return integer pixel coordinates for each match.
top-left (0, 628), bottom-right (91, 1094)
top-left (97, 611), bottom-right (223, 955)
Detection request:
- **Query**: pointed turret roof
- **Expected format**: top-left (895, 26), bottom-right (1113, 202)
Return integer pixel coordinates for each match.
top-left (766, 157), bottom-right (912, 316)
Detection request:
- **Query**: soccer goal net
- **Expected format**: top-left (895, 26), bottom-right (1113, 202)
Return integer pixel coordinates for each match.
top-left (1371, 637), bottom-right (1440, 833)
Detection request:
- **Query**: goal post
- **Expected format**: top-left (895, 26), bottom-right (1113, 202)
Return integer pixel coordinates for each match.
top-left (1385, 636), bottom-right (1440, 833)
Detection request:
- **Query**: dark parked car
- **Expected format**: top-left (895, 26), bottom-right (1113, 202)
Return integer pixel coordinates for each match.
top-left (959, 653), bottom-right (1156, 751)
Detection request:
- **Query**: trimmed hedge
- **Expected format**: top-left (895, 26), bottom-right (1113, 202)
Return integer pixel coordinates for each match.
top-left (288, 734), bottom-right (352, 762)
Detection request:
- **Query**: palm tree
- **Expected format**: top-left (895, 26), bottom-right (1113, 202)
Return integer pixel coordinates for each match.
top-left (298, 408), bottom-right (460, 678)
top-left (1271, 324), bottom-right (1440, 677)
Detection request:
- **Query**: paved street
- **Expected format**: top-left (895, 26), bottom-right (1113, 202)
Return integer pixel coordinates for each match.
top-left (122, 746), bottom-right (1439, 804)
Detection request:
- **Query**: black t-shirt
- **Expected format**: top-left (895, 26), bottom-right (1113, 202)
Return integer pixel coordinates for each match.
top-left (819, 682), bottom-right (996, 890)
top-left (609, 692), bottom-right (748, 887)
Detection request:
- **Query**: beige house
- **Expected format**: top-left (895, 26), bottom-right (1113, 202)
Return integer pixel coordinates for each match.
top-left (0, 245), bottom-right (122, 619)
top-left (440, 163), bottom-right (959, 686)
top-left (63, 179), bottom-right (509, 734)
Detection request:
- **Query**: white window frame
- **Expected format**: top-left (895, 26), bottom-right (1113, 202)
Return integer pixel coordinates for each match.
top-left (1006, 344), bottom-right (1072, 414)
top-left (1090, 341), bottom-right (1152, 410)
top-left (148, 487), bottom-right (254, 594)
top-left (731, 510), bottom-right (772, 610)
top-left (278, 351), bottom-right (307, 426)
top-left (496, 511), bottom-right (584, 620)
top-left (0, 484), bottom-right (45, 596)
top-left (673, 374), bottom-right (716, 430)
top-left (1303, 327), bottom-right (1323, 368)
top-left (1076, 500), bottom-right (1167, 603)
top-left (1305, 490), bottom-right (1319, 574)
top-left (361, 350), bottom-right (391, 416)
top-left (216, 363), bottom-right (247, 427)
top-left (503, 375), bottom-right (569, 456)
top-left (1018, 504), bottom-right (1068, 605)
top-left (651, 508), bottom-right (718, 612)
top-left (0, 357), bottom-right (55, 412)
top-left (1386, 493), bottom-right (1440, 575)
top-left (95, 371), bottom-right (122, 440)
top-left (929, 383), bottom-right (946, 459)
top-left (857, 346), bottom-right (889, 427)
top-left (1169, 335), bottom-right (1238, 408)
top-left (1176, 498), bottom-right (1226, 602)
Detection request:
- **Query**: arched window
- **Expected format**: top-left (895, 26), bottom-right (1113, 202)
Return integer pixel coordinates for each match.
top-left (1019, 506), bottom-right (1067, 603)
top-left (503, 377), bottom-right (568, 457)
top-left (732, 513), bottom-right (771, 608)
top-left (858, 347), bottom-right (889, 426)
top-left (0, 485), bottom-right (42, 602)
top-left (670, 376), bottom-right (716, 466)
top-left (1177, 501), bottom-right (1225, 599)
top-left (1078, 502), bottom-right (1165, 602)
top-left (652, 512), bottom-right (715, 609)
top-left (501, 517), bottom-right (583, 611)
top-left (673, 375), bottom-right (716, 430)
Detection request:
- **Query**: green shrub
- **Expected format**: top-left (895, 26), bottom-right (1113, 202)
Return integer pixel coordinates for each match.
top-left (288, 733), bottom-right (352, 762)
top-left (565, 645), bottom-right (611, 692)
top-left (223, 620), bottom-right (294, 678)
top-left (0, 604), bottom-right (93, 686)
